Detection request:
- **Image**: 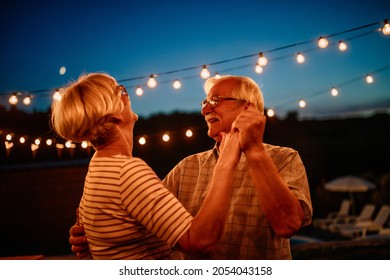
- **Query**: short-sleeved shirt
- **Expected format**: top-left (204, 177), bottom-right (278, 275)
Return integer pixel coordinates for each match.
top-left (78, 155), bottom-right (192, 259)
top-left (163, 143), bottom-right (312, 259)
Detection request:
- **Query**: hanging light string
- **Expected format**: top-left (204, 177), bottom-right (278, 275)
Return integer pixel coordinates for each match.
top-left (0, 19), bottom-right (388, 109)
top-left (270, 64), bottom-right (390, 112)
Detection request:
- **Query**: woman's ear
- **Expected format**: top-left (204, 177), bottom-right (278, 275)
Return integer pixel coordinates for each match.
top-left (111, 114), bottom-right (123, 124)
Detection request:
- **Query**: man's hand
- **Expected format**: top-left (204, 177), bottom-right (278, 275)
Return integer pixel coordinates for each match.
top-left (232, 105), bottom-right (266, 152)
top-left (69, 223), bottom-right (90, 258)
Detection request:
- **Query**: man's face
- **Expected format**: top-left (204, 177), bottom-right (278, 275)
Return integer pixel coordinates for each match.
top-left (201, 79), bottom-right (246, 142)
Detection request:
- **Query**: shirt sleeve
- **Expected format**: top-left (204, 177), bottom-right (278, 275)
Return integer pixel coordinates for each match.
top-left (119, 157), bottom-right (193, 247)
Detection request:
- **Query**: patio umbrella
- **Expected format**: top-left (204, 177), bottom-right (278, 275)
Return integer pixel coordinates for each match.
top-left (324, 175), bottom-right (376, 214)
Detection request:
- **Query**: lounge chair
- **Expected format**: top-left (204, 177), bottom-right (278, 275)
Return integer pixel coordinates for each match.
top-left (337, 204), bottom-right (390, 238)
top-left (327, 204), bottom-right (376, 232)
top-left (312, 199), bottom-right (351, 228)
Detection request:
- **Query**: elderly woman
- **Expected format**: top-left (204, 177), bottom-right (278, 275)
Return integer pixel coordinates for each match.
top-left (51, 72), bottom-right (240, 259)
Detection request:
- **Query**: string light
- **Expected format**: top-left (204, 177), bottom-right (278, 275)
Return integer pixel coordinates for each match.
top-left (200, 65), bottom-right (211, 79)
top-left (6, 134), bottom-right (13, 141)
top-left (81, 141), bottom-right (88, 149)
top-left (172, 79), bottom-right (182, 90)
top-left (19, 136), bottom-right (26, 144)
top-left (331, 87), bottom-right (339, 96)
top-left (147, 75), bottom-right (157, 88)
top-left (338, 40), bottom-right (348, 51)
top-left (296, 52), bottom-right (306, 64)
top-left (23, 96), bottom-right (32, 105)
top-left (382, 19), bottom-right (390, 35)
top-left (9, 94), bottom-right (18, 105)
top-left (162, 133), bottom-right (170, 142)
top-left (138, 136), bottom-right (146, 145)
top-left (34, 138), bottom-right (41, 145)
top-left (46, 139), bottom-right (53, 146)
top-left (257, 52), bottom-right (268, 67)
top-left (254, 63), bottom-right (264, 74)
top-left (135, 86), bottom-right (144, 96)
top-left (318, 37), bottom-right (329, 48)
top-left (52, 90), bottom-right (62, 102)
top-left (185, 129), bottom-right (193, 137)
top-left (266, 108), bottom-right (275, 117)
top-left (299, 99), bottom-right (306, 108)
top-left (214, 72), bottom-right (221, 79)
top-left (365, 74), bottom-right (374, 83)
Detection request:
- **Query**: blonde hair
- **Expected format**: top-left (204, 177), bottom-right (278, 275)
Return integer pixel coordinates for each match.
top-left (51, 73), bottom-right (124, 147)
top-left (204, 75), bottom-right (264, 113)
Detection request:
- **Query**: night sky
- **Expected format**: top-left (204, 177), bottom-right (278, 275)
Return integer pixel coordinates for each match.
top-left (1, 0), bottom-right (389, 119)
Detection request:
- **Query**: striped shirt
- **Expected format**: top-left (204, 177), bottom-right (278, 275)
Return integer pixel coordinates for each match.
top-left (163, 143), bottom-right (313, 259)
top-left (78, 155), bottom-right (192, 260)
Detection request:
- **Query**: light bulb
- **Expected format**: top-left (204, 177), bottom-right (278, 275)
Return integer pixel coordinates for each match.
top-left (214, 72), bottom-right (221, 79)
top-left (162, 133), bottom-right (170, 142)
top-left (135, 86), bottom-right (144, 96)
top-left (257, 52), bottom-right (268, 66)
top-left (173, 79), bottom-right (181, 90)
top-left (59, 66), bottom-right (66, 75)
top-left (138, 136), bottom-right (146, 145)
top-left (200, 65), bottom-right (210, 79)
top-left (46, 139), bottom-right (53, 146)
top-left (9, 94), bottom-right (18, 105)
top-left (365, 74), bottom-right (374, 84)
top-left (382, 20), bottom-right (390, 35)
top-left (255, 64), bottom-right (264, 74)
top-left (147, 75), bottom-right (157, 88)
top-left (296, 52), bottom-right (305, 64)
top-left (81, 141), bottom-right (88, 149)
top-left (185, 129), bottom-right (193, 137)
top-left (299, 99), bottom-right (306, 108)
top-left (53, 90), bottom-right (62, 102)
top-left (267, 109), bottom-right (275, 117)
top-left (318, 37), bottom-right (329, 48)
top-left (331, 87), bottom-right (339, 96)
top-left (23, 96), bottom-right (32, 105)
top-left (19, 137), bottom-right (26, 144)
top-left (338, 40), bottom-right (348, 51)
top-left (34, 138), bottom-right (41, 145)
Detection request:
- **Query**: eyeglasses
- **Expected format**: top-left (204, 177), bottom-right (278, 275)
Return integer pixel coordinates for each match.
top-left (118, 85), bottom-right (128, 96)
top-left (201, 96), bottom-right (240, 109)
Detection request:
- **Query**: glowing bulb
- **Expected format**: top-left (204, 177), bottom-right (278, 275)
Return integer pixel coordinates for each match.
top-left (23, 96), bottom-right (32, 105)
top-left (338, 40), bottom-right (348, 51)
top-left (299, 99), bottom-right (306, 108)
top-left (81, 141), bottom-right (88, 148)
top-left (135, 86), bottom-right (144, 96)
top-left (162, 133), bottom-right (170, 142)
top-left (53, 90), bottom-right (62, 102)
top-left (34, 138), bottom-right (41, 145)
top-left (257, 52), bottom-right (268, 66)
top-left (173, 79), bottom-right (181, 90)
top-left (318, 37), bottom-right (329, 48)
top-left (9, 94), bottom-right (18, 105)
top-left (255, 64), bottom-right (264, 74)
top-left (365, 74), bottom-right (374, 84)
top-left (138, 136), bottom-right (146, 145)
top-left (19, 137), bottom-right (26, 144)
top-left (267, 109), bottom-right (275, 117)
top-left (200, 65), bottom-right (210, 79)
top-left (6, 134), bottom-right (13, 141)
top-left (331, 87), bottom-right (339, 96)
top-left (214, 72), bottom-right (221, 79)
top-left (59, 66), bottom-right (66, 75)
top-left (382, 20), bottom-right (390, 35)
top-left (147, 75), bottom-right (157, 88)
top-left (46, 139), bottom-right (53, 146)
top-left (185, 129), bottom-right (193, 137)
top-left (296, 52), bottom-right (305, 64)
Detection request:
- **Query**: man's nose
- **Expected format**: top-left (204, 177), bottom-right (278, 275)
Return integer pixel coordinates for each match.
top-left (201, 103), bottom-right (213, 116)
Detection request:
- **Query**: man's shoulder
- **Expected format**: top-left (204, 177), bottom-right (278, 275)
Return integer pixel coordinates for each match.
top-left (264, 143), bottom-right (298, 157)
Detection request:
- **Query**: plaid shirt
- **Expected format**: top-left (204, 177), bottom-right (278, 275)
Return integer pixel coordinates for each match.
top-left (163, 143), bottom-right (312, 259)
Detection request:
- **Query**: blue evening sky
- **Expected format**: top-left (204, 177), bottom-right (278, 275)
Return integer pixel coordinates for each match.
top-left (0, 0), bottom-right (389, 119)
